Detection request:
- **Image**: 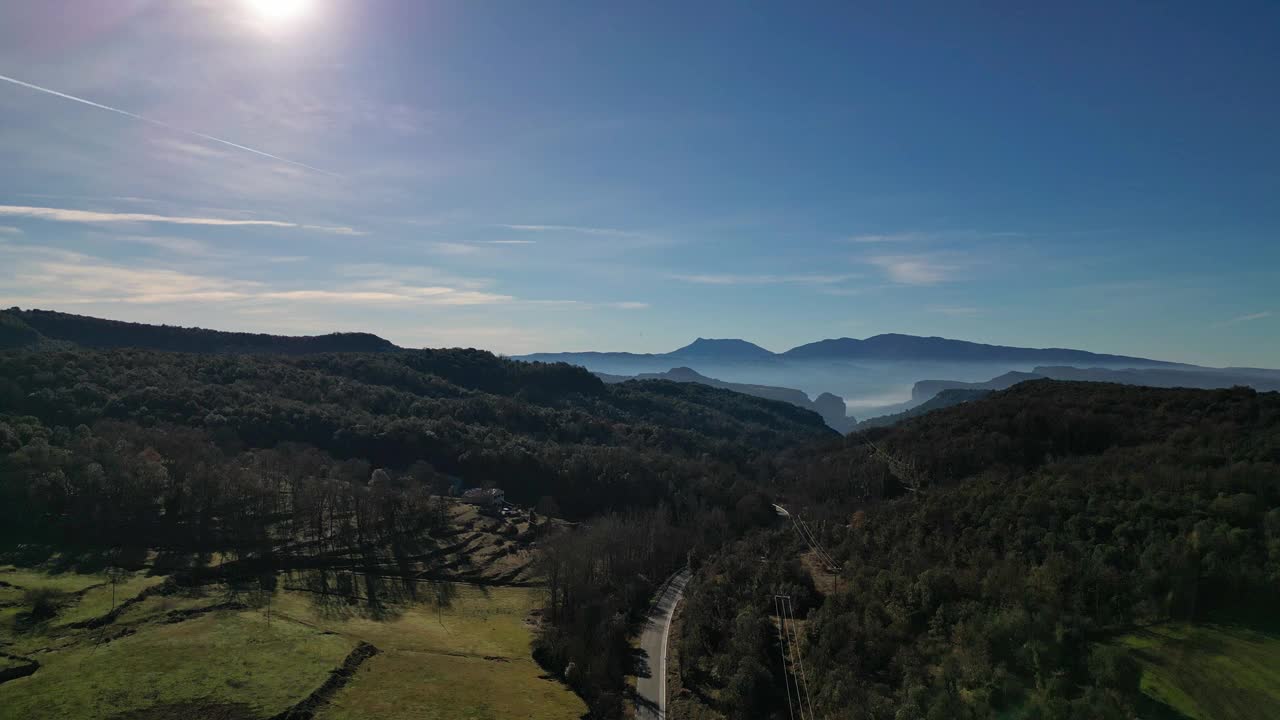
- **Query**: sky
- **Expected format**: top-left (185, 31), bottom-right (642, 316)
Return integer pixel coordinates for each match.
top-left (0, 1), bottom-right (1277, 366)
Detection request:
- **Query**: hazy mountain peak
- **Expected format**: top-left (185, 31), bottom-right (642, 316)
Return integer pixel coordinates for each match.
top-left (662, 366), bottom-right (711, 381)
top-left (783, 332), bottom-right (1171, 365)
top-left (670, 337), bottom-right (775, 358)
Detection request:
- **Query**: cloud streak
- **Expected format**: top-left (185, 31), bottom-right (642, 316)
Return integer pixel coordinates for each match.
top-left (499, 224), bottom-right (644, 238)
top-left (0, 205), bottom-right (362, 235)
top-left (0, 243), bottom-right (509, 307)
top-left (866, 255), bottom-right (956, 285)
top-left (669, 272), bottom-right (861, 286)
top-left (0, 73), bottom-right (335, 176)
top-left (929, 306), bottom-right (981, 316)
top-left (847, 233), bottom-right (921, 244)
top-left (0, 244), bottom-right (642, 315)
top-left (102, 234), bottom-right (216, 257)
top-left (1226, 311), bottom-right (1272, 325)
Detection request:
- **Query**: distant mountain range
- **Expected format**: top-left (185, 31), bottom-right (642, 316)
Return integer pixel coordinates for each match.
top-left (518, 334), bottom-right (1180, 367)
top-left (595, 366), bottom-right (857, 432)
top-left (913, 365), bottom-right (1280, 399)
top-left (7, 309), bottom-right (1188, 370)
top-left (8, 308), bottom-right (1277, 436)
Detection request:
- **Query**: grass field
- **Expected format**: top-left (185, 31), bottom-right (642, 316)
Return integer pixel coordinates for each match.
top-left (268, 580), bottom-right (586, 720)
top-left (0, 653), bottom-right (30, 673)
top-left (52, 573), bottom-right (166, 627)
top-left (0, 610), bottom-right (354, 720)
top-left (273, 578), bottom-right (536, 657)
top-left (322, 648), bottom-right (584, 720)
top-left (0, 565), bottom-right (113, 594)
top-left (0, 506), bottom-right (581, 720)
top-left (0, 560), bottom-right (584, 720)
top-left (1118, 622), bottom-right (1280, 720)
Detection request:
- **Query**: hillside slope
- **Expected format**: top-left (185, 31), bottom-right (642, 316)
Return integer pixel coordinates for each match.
top-left (597, 366), bottom-right (857, 432)
top-left (914, 365), bottom-right (1280, 400)
top-left (677, 381), bottom-right (1280, 719)
top-left (0, 346), bottom-right (833, 534)
top-left (3, 308), bottom-right (399, 354)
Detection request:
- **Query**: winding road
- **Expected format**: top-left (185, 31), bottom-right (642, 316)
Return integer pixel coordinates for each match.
top-left (635, 568), bottom-right (691, 719)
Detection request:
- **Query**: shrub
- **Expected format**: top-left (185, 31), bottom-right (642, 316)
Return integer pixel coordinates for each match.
top-left (23, 587), bottom-right (67, 620)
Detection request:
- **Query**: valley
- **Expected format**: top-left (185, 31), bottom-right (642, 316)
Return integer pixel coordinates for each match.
top-left (1, 310), bottom-right (1277, 720)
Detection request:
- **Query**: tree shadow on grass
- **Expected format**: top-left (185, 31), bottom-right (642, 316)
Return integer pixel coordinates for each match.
top-left (284, 568), bottom-right (465, 623)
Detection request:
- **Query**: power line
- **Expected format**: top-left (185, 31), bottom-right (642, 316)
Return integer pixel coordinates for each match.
top-left (789, 512), bottom-right (839, 572)
top-left (773, 595), bottom-right (798, 720)
top-left (784, 595), bottom-right (817, 720)
top-left (801, 516), bottom-right (840, 572)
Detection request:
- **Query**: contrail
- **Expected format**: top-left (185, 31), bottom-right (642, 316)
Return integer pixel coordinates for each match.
top-left (0, 73), bottom-right (336, 176)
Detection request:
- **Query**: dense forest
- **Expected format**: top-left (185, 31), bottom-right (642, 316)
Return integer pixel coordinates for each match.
top-left (677, 381), bottom-right (1280, 719)
top-left (0, 345), bottom-right (831, 544)
top-left (0, 341), bottom-right (832, 716)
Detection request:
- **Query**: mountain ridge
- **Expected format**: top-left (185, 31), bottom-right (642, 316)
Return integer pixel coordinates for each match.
top-left (3, 307), bottom-right (400, 355)
top-left (595, 366), bottom-right (857, 432)
top-left (780, 333), bottom-right (1180, 365)
top-left (5, 308), bottom-right (1207, 369)
top-left (519, 333), bottom-right (1186, 367)
top-left (913, 364), bottom-right (1280, 400)
top-left (670, 337), bottom-right (775, 360)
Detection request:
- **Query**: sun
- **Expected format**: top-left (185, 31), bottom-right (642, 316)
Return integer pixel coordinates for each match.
top-left (241, 0), bottom-right (314, 24)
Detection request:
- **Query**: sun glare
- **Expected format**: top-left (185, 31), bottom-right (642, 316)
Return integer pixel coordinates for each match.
top-left (242, 0), bottom-right (314, 25)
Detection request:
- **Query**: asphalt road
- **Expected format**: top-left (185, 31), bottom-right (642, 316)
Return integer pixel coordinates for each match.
top-left (635, 568), bottom-right (691, 720)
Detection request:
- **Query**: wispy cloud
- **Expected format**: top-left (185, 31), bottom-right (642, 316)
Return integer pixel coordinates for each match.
top-left (100, 234), bottom-right (215, 257)
top-left (929, 306), bottom-right (981, 317)
top-left (0, 226), bottom-right (22, 235)
top-left (0, 205), bottom-right (362, 235)
top-left (606, 301), bottom-right (650, 310)
top-left (0, 243), bottom-right (511, 308)
top-left (1226, 311), bottom-right (1272, 325)
top-left (0, 243), bottom-right (260, 305)
top-left (257, 288), bottom-right (514, 306)
top-left (499, 224), bottom-right (645, 238)
top-left (0, 72), bottom-right (334, 176)
top-left (866, 255), bottom-right (957, 285)
top-left (339, 263), bottom-right (494, 291)
top-left (847, 233), bottom-right (921, 244)
top-left (483, 240), bottom-right (536, 245)
top-left (153, 137), bottom-right (224, 159)
top-left (302, 224), bottom-right (364, 236)
top-left (428, 242), bottom-right (483, 256)
top-left (669, 272), bottom-right (861, 286)
top-left (819, 286), bottom-right (880, 297)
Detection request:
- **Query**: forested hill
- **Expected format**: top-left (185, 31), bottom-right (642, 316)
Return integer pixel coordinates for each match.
top-left (798, 380), bottom-right (1280, 497)
top-left (1, 307), bottom-right (399, 354)
top-left (677, 380), bottom-right (1280, 719)
top-left (0, 346), bottom-right (834, 541)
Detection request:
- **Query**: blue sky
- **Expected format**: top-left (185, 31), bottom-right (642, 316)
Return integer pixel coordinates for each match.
top-left (0, 1), bottom-right (1276, 365)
